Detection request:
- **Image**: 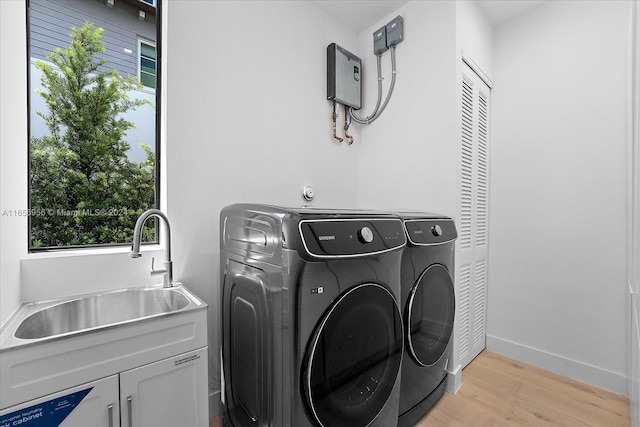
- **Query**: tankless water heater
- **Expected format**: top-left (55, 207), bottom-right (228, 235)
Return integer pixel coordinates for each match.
top-left (327, 43), bottom-right (362, 109)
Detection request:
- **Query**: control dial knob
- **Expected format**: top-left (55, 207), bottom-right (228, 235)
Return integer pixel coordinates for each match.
top-left (358, 226), bottom-right (374, 243)
top-left (431, 224), bottom-right (443, 237)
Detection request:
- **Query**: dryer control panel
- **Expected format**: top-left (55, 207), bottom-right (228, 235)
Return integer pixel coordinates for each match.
top-left (403, 219), bottom-right (457, 246)
top-left (299, 219), bottom-right (405, 258)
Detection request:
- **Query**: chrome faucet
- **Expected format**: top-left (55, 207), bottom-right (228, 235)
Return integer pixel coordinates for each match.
top-left (130, 209), bottom-right (174, 288)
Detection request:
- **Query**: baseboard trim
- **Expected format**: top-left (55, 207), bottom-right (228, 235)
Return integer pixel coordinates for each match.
top-left (445, 362), bottom-right (462, 394)
top-left (487, 335), bottom-right (628, 396)
top-left (209, 389), bottom-right (221, 418)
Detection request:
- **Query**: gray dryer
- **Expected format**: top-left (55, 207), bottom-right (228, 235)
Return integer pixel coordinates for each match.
top-left (220, 204), bottom-right (406, 427)
top-left (394, 212), bottom-right (457, 427)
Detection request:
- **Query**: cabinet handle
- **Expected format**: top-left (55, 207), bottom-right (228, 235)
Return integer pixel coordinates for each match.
top-left (127, 396), bottom-right (133, 427)
top-left (107, 404), bottom-right (113, 427)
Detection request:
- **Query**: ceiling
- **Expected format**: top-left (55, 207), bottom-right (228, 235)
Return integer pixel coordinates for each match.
top-left (312, 0), bottom-right (547, 33)
top-left (312, 0), bottom-right (410, 33)
top-left (475, 0), bottom-right (547, 26)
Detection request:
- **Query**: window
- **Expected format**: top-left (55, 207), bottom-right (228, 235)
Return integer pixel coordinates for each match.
top-left (27, 0), bottom-right (161, 251)
top-left (139, 40), bottom-right (157, 89)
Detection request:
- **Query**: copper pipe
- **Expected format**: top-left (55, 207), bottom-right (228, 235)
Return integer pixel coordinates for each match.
top-left (344, 104), bottom-right (354, 145)
top-left (332, 101), bottom-right (343, 143)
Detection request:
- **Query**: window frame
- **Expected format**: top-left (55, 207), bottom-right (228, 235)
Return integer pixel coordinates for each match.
top-left (26, 0), bottom-right (163, 253)
top-left (138, 38), bottom-right (157, 90)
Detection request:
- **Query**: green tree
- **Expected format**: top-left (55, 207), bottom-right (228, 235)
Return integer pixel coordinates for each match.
top-left (30, 22), bottom-right (156, 249)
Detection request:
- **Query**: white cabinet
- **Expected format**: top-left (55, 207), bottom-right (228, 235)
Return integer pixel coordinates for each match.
top-left (0, 348), bottom-right (207, 427)
top-left (120, 347), bottom-right (208, 427)
top-left (1, 286), bottom-right (207, 411)
top-left (0, 375), bottom-right (120, 427)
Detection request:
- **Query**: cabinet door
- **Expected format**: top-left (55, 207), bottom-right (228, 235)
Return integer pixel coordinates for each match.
top-left (0, 375), bottom-right (119, 427)
top-left (120, 347), bottom-right (208, 427)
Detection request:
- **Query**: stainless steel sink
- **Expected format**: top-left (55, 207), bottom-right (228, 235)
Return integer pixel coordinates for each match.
top-left (0, 284), bottom-right (206, 350)
top-left (0, 283), bottom-right (208, 410)
top-left (14, 288), bottom-right (190, 339)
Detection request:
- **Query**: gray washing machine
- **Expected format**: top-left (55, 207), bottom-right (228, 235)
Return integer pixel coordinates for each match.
top-left (394, 212), bottom-right (457, 427)
top-left (220, 204), bottom-right (406, 427)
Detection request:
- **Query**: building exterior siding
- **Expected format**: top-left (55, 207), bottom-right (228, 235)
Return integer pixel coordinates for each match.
top-left (29, 0), bottom-right (156, 79)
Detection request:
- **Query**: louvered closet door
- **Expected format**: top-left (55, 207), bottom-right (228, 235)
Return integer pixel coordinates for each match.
top-left (458, 61), bottom-right (491, 369)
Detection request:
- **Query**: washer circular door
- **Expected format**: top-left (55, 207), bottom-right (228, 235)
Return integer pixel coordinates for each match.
top-left (406, 264), bottom-right (455, 367)
top-left (304, 283), bottom-right (403, 427)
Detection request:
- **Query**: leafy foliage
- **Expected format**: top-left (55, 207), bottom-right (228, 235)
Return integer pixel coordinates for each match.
top-left (30, 23), bottom-right (156, 249)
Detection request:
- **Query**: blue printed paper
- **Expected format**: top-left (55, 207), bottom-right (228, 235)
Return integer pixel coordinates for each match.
top-left (0, 387), bottom-right (92, 427)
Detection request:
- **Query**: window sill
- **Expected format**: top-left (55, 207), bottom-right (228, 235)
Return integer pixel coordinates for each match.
top-left (25, 244), bottom-right (163, 260)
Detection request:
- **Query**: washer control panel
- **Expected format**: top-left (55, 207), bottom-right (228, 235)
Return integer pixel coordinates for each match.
top-left (404, 219), bottom-right (457, 245)
top-left (299, 219), bottom-right (405, 257)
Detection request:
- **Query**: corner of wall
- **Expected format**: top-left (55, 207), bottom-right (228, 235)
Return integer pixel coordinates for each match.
top-left (455, 0), bottom-right (493, 80)
top-left (0, 0), bottom-right (27, 327)
top-left (627, 0), bottom-right (640, 423)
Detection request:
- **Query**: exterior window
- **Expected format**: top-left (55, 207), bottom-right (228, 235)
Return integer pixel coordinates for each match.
top-left (140, 0), bottom-right (156, 6)
top-left (139, 40), bottom-right (157, 89)
top-left (27, 0), bottom-right (161, 251)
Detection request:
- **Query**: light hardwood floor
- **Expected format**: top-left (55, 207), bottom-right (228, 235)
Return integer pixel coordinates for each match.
top-left (420, 351), bottom-right (630, 426)
top-left (210, 350), bottom-right (631, 427)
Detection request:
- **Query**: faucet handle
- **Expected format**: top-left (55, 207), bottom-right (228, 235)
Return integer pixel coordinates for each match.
top-left (150, 257), bottom-right (167, 275)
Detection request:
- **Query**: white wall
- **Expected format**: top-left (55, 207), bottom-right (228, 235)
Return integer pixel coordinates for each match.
top-left (489, 0), bottom-right (630, 394)
top-left (629, 0), bottom-right (640, 421)
top-left (0, 0), bottom-right (27, 326)
top-left (165, 0), bottom-right (361, 411)
top-left (457, 0), bottom-right (493, 78)
top-left (355, 0), bottom-right (458, 215)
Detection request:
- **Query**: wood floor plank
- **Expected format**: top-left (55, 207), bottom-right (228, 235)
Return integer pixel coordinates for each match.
top-left (418, 351), bottom-right (631, 427)
top-left (210, 351), bottom-right (631, 427)
top-left (210, 414), bottom-right (222, 427)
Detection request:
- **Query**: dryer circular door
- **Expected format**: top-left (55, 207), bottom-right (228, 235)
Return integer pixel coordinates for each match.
top-left (304, 283), bottom-right (403, 427)
top-left (406, 264), bottom-right (455, 367)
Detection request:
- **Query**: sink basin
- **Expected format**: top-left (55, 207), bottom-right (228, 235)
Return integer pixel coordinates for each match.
top-left (0, 283), bottom-right (207, 410)
top-left (14, 288), bottom-right (190, 339)
top-left (0, 284), bottom-right (206, 350)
